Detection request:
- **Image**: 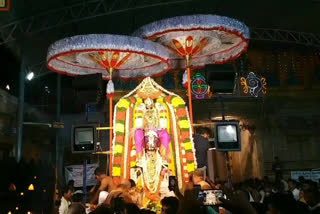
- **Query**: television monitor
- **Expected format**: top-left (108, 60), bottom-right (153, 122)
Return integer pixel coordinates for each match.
top-left (214, 121), bottom-right (241, 151)
top-left (71, 124), bottom-right (96, 153)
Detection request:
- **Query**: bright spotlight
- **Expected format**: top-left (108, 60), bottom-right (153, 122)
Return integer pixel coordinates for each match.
top-left (5, 84), bottom-right (10, 90)
top-left (26, 72), bottom-right (34, 81)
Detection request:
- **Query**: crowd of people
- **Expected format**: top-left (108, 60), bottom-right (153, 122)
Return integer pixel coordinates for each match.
top-left (56, 166), bottom-right (320, 214)
top-left (0, 158), bottom-right (55, 213)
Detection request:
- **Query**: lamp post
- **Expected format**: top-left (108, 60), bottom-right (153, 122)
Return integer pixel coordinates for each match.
top-left (16, 57), bottom-right (25, 162)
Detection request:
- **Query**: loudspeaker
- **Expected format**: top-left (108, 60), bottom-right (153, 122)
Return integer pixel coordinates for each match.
top-left (205, 64), bottom-right (236, 94)
top-left (72, 73), bottom-right (105, 103)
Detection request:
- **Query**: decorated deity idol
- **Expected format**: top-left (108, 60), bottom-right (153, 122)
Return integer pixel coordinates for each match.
top-left (134, 97), bottom-right (171, 162)
top-left (111, 77), bottom-right (196, 210)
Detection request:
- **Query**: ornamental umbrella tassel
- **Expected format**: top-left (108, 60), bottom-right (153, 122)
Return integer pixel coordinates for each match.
top-left (106, 79), bottom-right (115, 98)
top-left (182, 70), bottom-right (188, 89)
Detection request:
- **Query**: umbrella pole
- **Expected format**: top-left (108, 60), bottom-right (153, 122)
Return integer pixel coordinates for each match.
top-left (109, 97), bottom-right (113, 175)
top-left (187, 67), bottom-right (193, 126)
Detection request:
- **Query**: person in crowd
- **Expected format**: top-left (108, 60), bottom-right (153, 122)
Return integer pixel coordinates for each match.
top-left (128, 179), bottom-right (143, 208)
top-left (72, 190), bottom-right (84, 203)
top-left (89, 167), bottom-right (116, 205)
top-left (194, 127), bottom-right (211, 172)
top-left (192, 169), bottom-right (211, 190)
top-left (59, 186), bottom-right (73, 214)
top-left (67, 202), bottom-right (86, 214)
top-left (140, 209), bottom-right (156, 214)
top-left (266, 192), bottom-right (301, 214)
top-left (161, 196), bottom-right (179, 214)
top-left (67, 180), bottom-right (75, 191)
top-left (178, 199), bottom-right (207, 214)
top-left (89, 204), bottom-right (112, 214)
top-left (272, 156), bottom-right (282, 180)
top-left (123, 203), bottom-right (141, 214)
top-left (288, 179), bottom-right (300, 201)
top-left (299, 176), bottom-right (306, 185)
top-left (105, 183), bottom-right (133, 205)
top-left (304, 190), bottom-right (320, 214)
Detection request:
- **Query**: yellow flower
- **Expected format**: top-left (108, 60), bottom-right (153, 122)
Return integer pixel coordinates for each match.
top-left (114, 144), bottom-right (123, 154)
top-left (115, 123), bottom-right (125, 132)
top-left (171, 97), bottom-right (185, 107)
top-left (156, 98), bottom-right (164, 103)
top-left (136, 113), bottom-right (143, 117)
top-left (118, 99), bottom-right (130, 109)
top-left (178, 120), bottom-right (190, 129)
top-left (184, 142), bottom-right (192, 151)
top-left (130, 161), bottom-right (136, 167)
top-left (187, 163), bottom-right (195, 172)
top-left (113, 167), bottom-right (121, 176)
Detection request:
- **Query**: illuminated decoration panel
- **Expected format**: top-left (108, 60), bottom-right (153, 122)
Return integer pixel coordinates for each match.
top-left (240, 72), bottom-right (267, 97)
top-left (0, 0), bottom-right (10, 11)
top-left (191, 72), bottom-right (209, 99)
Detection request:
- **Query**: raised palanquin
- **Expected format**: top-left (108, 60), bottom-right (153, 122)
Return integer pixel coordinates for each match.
top-left (111, 77), bottom-right (196, 209)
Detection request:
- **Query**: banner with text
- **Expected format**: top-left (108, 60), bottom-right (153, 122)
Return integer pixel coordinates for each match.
top-left (65, 164), bottom-right (98, 187)
top-left (291, 170), bottom-right (320, 182)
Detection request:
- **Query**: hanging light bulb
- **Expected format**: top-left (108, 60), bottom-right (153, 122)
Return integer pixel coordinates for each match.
top-left (26, 72), bottom-right (34, 81)
top-left (28, 184), bottom-right (34, 191)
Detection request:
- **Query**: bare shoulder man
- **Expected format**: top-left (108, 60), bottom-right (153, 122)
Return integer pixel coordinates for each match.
top-left (89, 167), bottom-right (116, 205)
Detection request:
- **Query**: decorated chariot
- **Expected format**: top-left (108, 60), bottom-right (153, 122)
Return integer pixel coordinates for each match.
top-left (111, 77), bottom-right (196, 208)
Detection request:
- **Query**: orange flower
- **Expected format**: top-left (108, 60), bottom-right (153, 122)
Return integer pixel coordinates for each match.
top-left (180, 132), bottom-right (189, 140)
top-left (113, 156), bottom-right (122, 164)
top-left (176, 108), bottom-right (187, 117)
top-left (185, 153), bottom-right (194, 161)
top-left (117, 111), bottom-right (126, 120)
top-left (115, 136), bottom-right (124, 142)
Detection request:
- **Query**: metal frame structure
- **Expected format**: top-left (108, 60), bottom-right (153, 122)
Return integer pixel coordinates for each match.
top-left (0, 0), bottom-right (319, 48)
top-left (0, 0), bottom-right (192, 45)
top-left (250, 28), bottom-right (320, 48)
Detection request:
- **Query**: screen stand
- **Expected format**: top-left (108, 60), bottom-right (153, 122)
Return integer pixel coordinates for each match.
top-left (83, 160), bottom-right (87, 205)
top-left (224, 152), bottom-right (232, 188)
top-left (220, 96), bottom-right (232, 188)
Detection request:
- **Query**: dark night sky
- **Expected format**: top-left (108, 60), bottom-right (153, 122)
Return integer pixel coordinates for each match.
top-left (0, 0), bottom-right (319, 108)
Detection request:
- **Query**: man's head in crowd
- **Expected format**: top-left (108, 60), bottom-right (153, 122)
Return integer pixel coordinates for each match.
top-left (267, 192), bottom-right (297, 214)
top-left (62, 186), bottom-right (73, 201)
top-left (304, 189), bottom-right (320, 207)
top-left (67, 203), bottom-right (86, 214)
top-left (120, 179), bottom-right (132, 190)
top-left (288, 179), bottom-right (297, 191)
top-left (129, 179), bottom-right (137, 194)
top-left (94, 167), bottom-right (106, 182)
top-left (72, 190), bottom-right (84, 203)
top-left (197, 127), bottom-right (210, 139)
top-left (192, 169), bottom-right (205, 184)
top-left (161, 197), bottom-right (179, 214)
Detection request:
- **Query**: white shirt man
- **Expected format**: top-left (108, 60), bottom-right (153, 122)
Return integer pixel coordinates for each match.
top-left (288, 179), bottom-right (300, 201)
top-left (59, 187), bottom-right (73, 214)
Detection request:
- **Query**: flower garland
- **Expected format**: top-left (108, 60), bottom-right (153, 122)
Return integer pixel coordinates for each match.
top-left (112, 97), bottom-right (136, 184)
top-left (144, 174), bottom-right (164, 201)
top-left (141, 151), bottom-right (163, 194)
top-left (166, 95), bottom-right (196, 181)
